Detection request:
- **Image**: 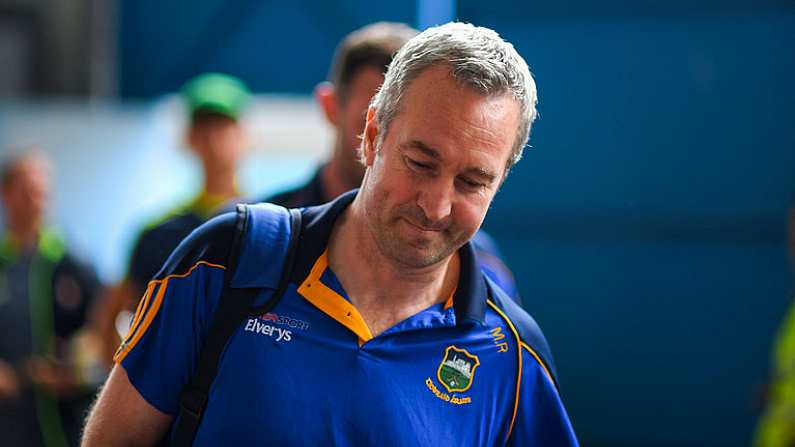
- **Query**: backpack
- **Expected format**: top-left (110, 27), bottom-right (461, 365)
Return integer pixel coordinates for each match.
top-left (170, 204), bottom-right (303, 446)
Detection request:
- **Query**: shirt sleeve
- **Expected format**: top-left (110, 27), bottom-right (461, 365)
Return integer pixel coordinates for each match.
top-left (507, 347), bottom-right (579, 446)
top-left (113, 214), bottom-right (235, 415)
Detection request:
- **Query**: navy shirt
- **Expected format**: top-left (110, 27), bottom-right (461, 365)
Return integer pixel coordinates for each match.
top-left (116, 191), bottom-right (577, 446)
top-left (261, 165), bottom-right (329, 209)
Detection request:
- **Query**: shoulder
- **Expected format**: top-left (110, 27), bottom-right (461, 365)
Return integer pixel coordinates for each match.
top-left (150, 211), bottom-right (237, 281)
top-left (472, 230), bottom-right (520, 303)
top-left (261, 184), bottom-right (319, 208)
top-left (261, 172), bottom-right (325, 208)
top-left (261, 187), bottom-right (299, 207)
top-left (136, 210), bottom-right (203, 243)
top-left (54, 248), bottom-right (98, 282)
top-left (484, 277), bottom-right (558, 389)
top-left (471, 230), bottom-right (504, 259)
top-left (38, 231), bottom-right (98, 286)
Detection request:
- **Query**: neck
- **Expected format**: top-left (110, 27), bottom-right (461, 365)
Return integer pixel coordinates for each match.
top-left (6, 218), bottom-right (40, 252)
top-left (322, 151), bottom-right (360, 201)
top-left (327, 195), bottom-right (459, 337)
top-left (202, 169), bottom-right (237, 198)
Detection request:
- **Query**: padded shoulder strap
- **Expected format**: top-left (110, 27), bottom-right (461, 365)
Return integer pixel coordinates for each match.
top-left (230, 202), bottom-right (295, 290)
top-left (171, 205), bottom-right (302, 446)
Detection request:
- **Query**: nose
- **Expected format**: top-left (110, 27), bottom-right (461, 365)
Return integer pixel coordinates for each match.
top-left (416, 180), bottom-right (453, 225)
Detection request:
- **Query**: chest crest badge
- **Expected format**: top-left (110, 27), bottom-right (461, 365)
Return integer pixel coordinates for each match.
top-left (437, 345), bottom-right (480, 393)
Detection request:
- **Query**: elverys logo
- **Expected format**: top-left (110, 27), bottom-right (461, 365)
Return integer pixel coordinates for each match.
top-left (244, 319), bottom-right (292, 342)
top-left (243, 312), bottom-right (309, 343)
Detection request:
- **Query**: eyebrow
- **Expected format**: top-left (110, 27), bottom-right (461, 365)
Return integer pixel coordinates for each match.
top-left (404, 140), bottom-right (441, 160)
top-left (403, 140), bottom-right (499, 185)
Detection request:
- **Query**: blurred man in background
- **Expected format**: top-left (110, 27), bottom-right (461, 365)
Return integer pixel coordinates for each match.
top-left (0, 151), bottom-right (101, 447)
top-left (92, 73), bottom-right (251, 365)
top-left (263, 22), bottom-right (417, 207)
top-left (263, 22), bottom-right (521, 300)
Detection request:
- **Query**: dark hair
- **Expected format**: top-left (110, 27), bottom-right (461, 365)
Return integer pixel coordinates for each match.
top-left (328, 22), bottom-right (418, 102)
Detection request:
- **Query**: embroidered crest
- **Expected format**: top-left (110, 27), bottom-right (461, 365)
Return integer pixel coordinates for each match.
top-left (436, 345), bottom-right (480, 393)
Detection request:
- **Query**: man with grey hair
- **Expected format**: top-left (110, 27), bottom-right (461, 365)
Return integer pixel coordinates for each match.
top-left (262, 21), bottom-right (523, 302)
top-left (83, 22), bottom-right (578, 446)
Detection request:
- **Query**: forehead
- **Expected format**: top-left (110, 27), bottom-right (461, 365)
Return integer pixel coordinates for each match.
top-left (6, 157), bottom-right (48, 179)
top-left (386, 66), bottom-right (520, 175)
top-left (1, 160), bottom-right (49, 194)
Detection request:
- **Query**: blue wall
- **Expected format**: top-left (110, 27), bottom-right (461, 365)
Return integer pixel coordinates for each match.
top-left (119, 0), bottom-right (415, 96)
top-left (117, 2), bottom-right (795, 445)
top-left (461, 3), bottom-right (795, 446)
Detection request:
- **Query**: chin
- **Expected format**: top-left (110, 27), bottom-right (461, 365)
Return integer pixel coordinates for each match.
top-left (396, 239), bottom-right (457, 268)
top-left (392, 251), bottom-right (443, 269)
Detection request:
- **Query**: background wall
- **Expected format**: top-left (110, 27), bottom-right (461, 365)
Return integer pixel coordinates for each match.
top-left (1, 0), bottom-right (793, 445)
top-left (469, 5), bottom-right (795, 446)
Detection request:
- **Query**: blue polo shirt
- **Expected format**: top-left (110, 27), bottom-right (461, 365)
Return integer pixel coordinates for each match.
top-left (115, 191), bottom-right (577, 446)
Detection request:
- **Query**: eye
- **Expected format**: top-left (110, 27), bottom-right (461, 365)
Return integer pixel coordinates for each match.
top-left (457, 177), bottom-right (486, 192)
top-left (405, 157), bottom-right (433, 171)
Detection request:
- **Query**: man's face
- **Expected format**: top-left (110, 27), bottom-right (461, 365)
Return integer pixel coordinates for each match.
top-left (335, 66), bottom-right (385, 186)
top-left (188, 113), bottom-right (245, 174)
top-left (359, 65), bottom-right (520, 268)
top-left (0, 158), bottom-right (50, 225)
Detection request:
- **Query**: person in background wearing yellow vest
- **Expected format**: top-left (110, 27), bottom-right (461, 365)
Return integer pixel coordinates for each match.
top-left (755, 206), bottom-right (795, 446)
top-left (91, 73), bottom-right (251, 367)
top-left (0, 150), bottom-right (102, 446)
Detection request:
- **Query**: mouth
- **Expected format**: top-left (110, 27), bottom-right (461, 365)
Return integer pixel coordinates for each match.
top-left (402, 218), bottom-right (442, 233)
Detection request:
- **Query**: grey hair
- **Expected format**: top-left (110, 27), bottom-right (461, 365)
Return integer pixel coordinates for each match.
top-left (369, 22), bottom-right (538, 172)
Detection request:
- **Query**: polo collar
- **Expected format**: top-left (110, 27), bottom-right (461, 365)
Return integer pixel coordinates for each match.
top-left (292, 189), bottom-right (487, 326)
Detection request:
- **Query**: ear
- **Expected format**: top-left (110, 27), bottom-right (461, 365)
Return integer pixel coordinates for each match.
top-left (314, 82), bottom-right (339, 126)
top-left (362, 106), bottom-right (379, 167)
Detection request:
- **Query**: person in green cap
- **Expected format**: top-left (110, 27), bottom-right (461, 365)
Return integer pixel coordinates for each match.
top-left (0, 150), bottom-right (101, 446)
top-left (92, 73), bottom-right (250, 366)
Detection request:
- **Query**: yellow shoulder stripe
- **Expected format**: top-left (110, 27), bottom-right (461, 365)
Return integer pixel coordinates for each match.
top-left (486, 300), bottom-right (523, 443)
top-left (486, 299), bottom-right (559, 443)
top-left (123, 281), bottom-right (157, 347)
top-left (113, 260), bottom-right (226, 363)
top-left (520, 341), bottom-right (555, 387)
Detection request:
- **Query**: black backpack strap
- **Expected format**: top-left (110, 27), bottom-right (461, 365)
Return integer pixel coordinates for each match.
top-left (171, 206), bottom-right (302, 446)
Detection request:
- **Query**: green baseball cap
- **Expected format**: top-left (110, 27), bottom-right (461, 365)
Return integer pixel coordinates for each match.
top-left (182, 73), bottom-right (251, 120)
